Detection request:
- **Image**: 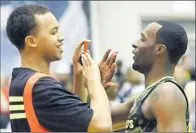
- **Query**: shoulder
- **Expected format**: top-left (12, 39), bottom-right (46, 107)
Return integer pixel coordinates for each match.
top-left (36, 75), bottom-right (62, 86)
top-left (32, 75), bottom-right (75, 102)
top-left (152, 82), bottom-right (186, 103)
top-left (33, 75), bottom-right (67, 92)
top-left (150, 82), bottom-right (187, 114)
top-left (30, 76), bottom-right (93, 132)
top-left (149, 82), bottom-right (189, 132)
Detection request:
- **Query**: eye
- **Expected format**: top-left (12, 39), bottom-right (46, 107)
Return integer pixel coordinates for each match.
top-left (50, 28), bottom-right (58, 35)
top-left (140, 38), bottom-right (144, 42)
top-left (51, 31), bottom-right (57, 35)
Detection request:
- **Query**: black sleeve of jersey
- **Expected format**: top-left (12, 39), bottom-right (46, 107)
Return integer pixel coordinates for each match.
top-left (32, 76), bottom-right (94, 132)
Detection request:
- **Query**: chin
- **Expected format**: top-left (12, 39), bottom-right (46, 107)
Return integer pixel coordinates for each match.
top-left (56, 55), bottom-right (63, 61)
top-left (132, 63), bottom-right (142, 73)
top-left (132, 63), bottom-right (137, 71)
top-left (51, 55), bottom-right (62, 62)
top-left (133, 63), bottom-right (152, 74)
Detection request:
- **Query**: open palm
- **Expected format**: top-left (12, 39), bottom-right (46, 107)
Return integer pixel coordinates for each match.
top-left (99, 49), bottom-right (118, 89)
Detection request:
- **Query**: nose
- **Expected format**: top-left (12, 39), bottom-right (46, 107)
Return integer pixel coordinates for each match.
top-left (58, 36), bottom-right (65, 43)
top-left (132, 43), bottom-right (137, 54)
top-left (132, 43), bottom-right (137, 49)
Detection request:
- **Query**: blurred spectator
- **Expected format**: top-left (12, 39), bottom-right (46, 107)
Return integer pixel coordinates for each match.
top-left (106, 80), bottom-right (123, 106)
top-left (1, 72), bottom-right (6, 88)
top-left (174, 55), bottom-right (194, 88)
top-left (190, 68), bottom-right (196, 81)
top-left (115, 60), bottom-right (125, 89)
top-left (0, 74), bottom-right (10, 130)
top-left (174, 65), bottom-right (189, 88)
top-left (118, 69), bottom-right (144, 102)
top-left (184, 68), bottom-right (195, 132)
top-left (181, 55), bottom-right (193, 74)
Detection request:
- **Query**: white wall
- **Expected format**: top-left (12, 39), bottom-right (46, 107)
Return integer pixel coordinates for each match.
top-left (90, 1), bottom-right (195, 70)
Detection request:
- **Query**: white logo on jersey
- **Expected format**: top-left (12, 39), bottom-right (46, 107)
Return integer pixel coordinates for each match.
top-left (126, 120), bottom-right (134, 129)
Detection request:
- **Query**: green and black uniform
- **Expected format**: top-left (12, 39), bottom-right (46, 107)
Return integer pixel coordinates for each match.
top-left (125, 76), bottom-right (189, 132)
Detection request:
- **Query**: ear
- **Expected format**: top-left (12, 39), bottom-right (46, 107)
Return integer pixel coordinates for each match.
top-left (155, 44), bottom-right (166, 56)
top-left (24, 36), bottom-right (37, 48)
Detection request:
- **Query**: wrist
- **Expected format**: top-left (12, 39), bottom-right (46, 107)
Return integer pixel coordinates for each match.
top-left (87, 80), bottom-right (102, 90)
top-left (73, 67), bottom-right (83, 76)
top-left (101, 79), bottom-right (107, 85)
top-left (87, 80), bottom-right (102, 98)
top-left (88, 79), bottom-right (101, 84)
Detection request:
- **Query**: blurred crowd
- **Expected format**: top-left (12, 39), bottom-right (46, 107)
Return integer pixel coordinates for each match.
top-left (1, 55), bottom-right (195, 132)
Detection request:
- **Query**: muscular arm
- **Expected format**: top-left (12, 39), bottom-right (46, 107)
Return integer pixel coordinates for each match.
top-left (111, 97), bottom-right (135, 131)
top-left (151, 82), bottom-right (188, 132)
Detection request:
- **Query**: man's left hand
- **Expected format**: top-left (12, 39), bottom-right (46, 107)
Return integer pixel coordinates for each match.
top-left (99, 49), bottom-right (118, 89)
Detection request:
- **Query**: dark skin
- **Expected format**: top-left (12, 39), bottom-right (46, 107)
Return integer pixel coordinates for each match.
top-left (99, 49), bottom-right (118, 89)
top-left (75, 22), bottom-right (188, 131)
top-left (148, 82), bottom-right (187, 131)
top-left (98, 22), bottom-right (188, 131)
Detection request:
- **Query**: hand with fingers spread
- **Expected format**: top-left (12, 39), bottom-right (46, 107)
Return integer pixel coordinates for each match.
top-left (99, 49), bottom-right (118, 89)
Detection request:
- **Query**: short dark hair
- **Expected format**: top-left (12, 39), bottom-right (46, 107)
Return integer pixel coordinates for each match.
top-left (6, 4), bottom-right (50, 50)
top-left (155, 21), bottom-right (188, 64)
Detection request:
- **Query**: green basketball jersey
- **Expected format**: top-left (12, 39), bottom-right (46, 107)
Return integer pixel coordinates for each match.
top-left (125, 76), bottom-right (190, 132)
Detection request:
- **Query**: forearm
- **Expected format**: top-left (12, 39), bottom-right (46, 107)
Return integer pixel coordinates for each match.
top-left (72, 69), bottom-right (87, 102)
top-left (88, 81), bottom-right (112, 129)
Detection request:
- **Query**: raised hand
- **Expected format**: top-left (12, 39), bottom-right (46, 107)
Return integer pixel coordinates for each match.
top-left (81, 53), bottom-right (101, 88)
top-left (72, 40), bottom-right (90, 102)
top-left (72, 40), bottom-right (90, 75)
top-left (99, 49), bottom-right (118, 89)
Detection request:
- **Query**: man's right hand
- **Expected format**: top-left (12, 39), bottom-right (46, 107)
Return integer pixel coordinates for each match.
top-left (81, 53), bottom-right (101, 87)
top-left (72, 40), bottom-right (90, 102)
top-left (72, 40), bottom-right (91, 75)
top-left (81, 53), bottom-right (112, 132)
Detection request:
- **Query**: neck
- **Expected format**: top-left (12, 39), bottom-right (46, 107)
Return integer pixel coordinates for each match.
top-left (20, 52), bottom-right (50, 74)
top-left (144, 63), bottom-right (175, 88)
